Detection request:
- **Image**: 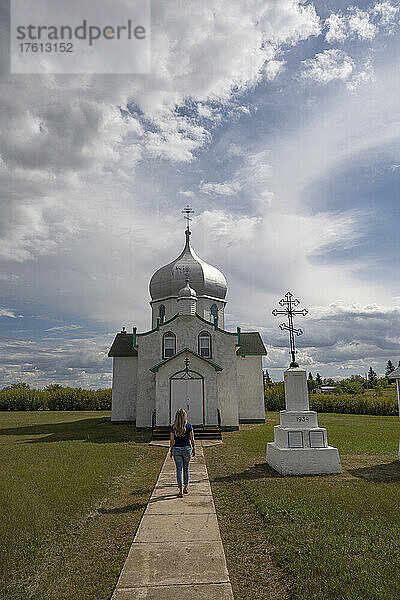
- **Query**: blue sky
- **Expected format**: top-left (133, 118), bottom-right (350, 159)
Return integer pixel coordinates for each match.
top-left (0, 0), bottom-right (399, 387)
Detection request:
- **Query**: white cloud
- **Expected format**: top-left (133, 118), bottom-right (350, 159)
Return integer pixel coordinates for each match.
top-left (325, 2), bottom-right (398, 44)
top-left (0, 1), bottom-right (399, 385)
top-left (0, 332), bottom-right (113, 389)
top-left (325, 13), bottom-right (348, 43)
top-left (263, 302), bottom-right (400, 375)
top-left (374, 2), bottom-right (399, 28)
top-left (300, 49), bottom-right (355, 84)
top-left (200, 180), bottom-right (241, 196)
top-left (0, 308), bottom-right (18, 318)
top-left (348, 9), bottom-right (377, 40)
top-left (0, 0), bottom-right (322, 263)
top-left (264, 59), bottom-right (286, 81)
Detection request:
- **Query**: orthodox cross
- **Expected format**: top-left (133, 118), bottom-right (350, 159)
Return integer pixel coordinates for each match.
top-left (182, 205), bottom-right (194, 231)
top-left (272, 292), bottom-right (308, 367)
top-left (184, 357), bottom-right (190, 369)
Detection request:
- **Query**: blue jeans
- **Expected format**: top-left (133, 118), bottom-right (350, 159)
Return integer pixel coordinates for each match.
top-left (172, 446), bottom-right (192, 488)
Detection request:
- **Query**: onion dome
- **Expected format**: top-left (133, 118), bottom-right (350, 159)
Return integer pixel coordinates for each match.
top-left (178, 276), bottom-right (197, 298)
top-left (149, 229), bottom-right (227, 302)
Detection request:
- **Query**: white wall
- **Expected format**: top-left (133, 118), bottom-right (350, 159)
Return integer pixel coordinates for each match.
top-left (135, 314), bottom-right (239, 428)
top-left (237, 355), bottom-right (265, 422)
top-left (154, 352), bottom-right (219, 426)
top-left (151, 297), bottom-right (226, 328)
top-left (111, 357), bottom-right (137, 422)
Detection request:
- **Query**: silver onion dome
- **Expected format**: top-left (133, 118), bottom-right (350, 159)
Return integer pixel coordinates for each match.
top-left (149, 229), bottom-right (227, 302)
top-left (178, 277), bottom-right (197, 298)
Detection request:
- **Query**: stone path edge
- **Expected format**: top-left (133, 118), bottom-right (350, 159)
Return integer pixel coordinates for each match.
top-left (111, 441), bottom-right (234, 599)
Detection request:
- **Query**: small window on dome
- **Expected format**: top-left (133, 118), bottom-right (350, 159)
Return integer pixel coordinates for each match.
top-left (163, 332), bottom-right (176, 358)
top-left (198, 331), bottom-right (211, 358)
top-left (210, 304), bottom-right (218, 324)
top-left (159, 304), bottom-right (166, 323)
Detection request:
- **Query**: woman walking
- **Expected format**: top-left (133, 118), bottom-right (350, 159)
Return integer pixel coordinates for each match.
top-left (169, 408), bottom-right (196, 498)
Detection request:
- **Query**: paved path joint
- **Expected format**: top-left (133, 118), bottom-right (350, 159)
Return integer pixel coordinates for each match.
top-left (112, 442), bottom-right (234, 599)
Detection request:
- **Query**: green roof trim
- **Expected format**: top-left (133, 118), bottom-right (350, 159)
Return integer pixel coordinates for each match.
top-left (136, 313), bottom-right (179, 337)
top-left (108, 333), bottom-right (138, 357)
top-left (236, 332), bottom-right (267, 356)
top-left (150, 348), bottom-right (223, 373)
top-left (195, 313), bottom-right (239, 338)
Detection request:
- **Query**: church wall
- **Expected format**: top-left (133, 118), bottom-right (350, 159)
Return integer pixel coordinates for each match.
top-left (151, 298), bottom-right (178, 328)
top-left (111, 357), bottom-right (137, 422)
top-left (154, 353), bottom-right (218, 426)
top-left (151, 298), bottom-right (226, 329)
top-left (210, 326), bottom-right (239, 428)
top-left (135, 335), bottom-right (157, 428)
top-left (135, 314), bottom-right (239, 428)
top-left (196, 298), bottom-right (225, 328)
top-left (236, 355), bottom-right (265, 422)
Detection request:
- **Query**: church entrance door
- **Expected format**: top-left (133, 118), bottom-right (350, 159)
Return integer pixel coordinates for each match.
top-left (170, 371), bottom-right (204, 425)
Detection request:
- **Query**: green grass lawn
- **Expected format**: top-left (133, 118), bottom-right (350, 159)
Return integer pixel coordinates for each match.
top-left (2, 411), bottom-right (400, 600)
top-left (0, 411), bottom-right (165, 600)
top-left (205, 413), bottom-right (400, 600)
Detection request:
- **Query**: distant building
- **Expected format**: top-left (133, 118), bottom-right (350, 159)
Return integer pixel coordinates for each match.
top-left (108, 219), bottom-right (267, 430)
top-left (315, 385), bottom-right (335, 394)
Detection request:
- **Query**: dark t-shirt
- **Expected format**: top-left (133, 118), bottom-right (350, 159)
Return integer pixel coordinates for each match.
top-left (171, 422), bottom-right (193, 447)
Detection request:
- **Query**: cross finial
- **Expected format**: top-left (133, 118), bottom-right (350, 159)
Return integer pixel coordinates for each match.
top-left (184, 357), bottom-right (190, 369)
top-left (182, 205), bottom-right (194, 232)
top-left (272, 292), bottom-right (308, 367)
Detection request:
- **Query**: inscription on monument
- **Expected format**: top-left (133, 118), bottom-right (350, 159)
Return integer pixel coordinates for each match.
top-left (288, 430), bottom-right (303, 448)
top-left (309, 430), bottom-right (325, 448)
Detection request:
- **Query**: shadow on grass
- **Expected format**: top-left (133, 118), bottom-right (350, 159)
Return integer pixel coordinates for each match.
top-left (0, 417), bottom-right (152, 444)
top-left (212, 462), bottom-right (283, 482)
top-left (349, 460), bottom-right (400, 482)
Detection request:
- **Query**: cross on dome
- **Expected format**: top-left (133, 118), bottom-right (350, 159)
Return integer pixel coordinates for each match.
top-left (181, 205), bottom-right (194, 232)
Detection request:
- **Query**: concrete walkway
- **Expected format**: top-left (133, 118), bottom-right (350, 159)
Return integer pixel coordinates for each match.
top-left (112, 443), bottom-right (234, 599)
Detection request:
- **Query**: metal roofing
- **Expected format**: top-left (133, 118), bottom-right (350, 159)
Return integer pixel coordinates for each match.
top-left (388, 366), bottom-right (400, 379)
top-left (236, 332), bottom-right (267, 356)
top-left (108, 333), bottom-right (138, 357)
top-left (108, 330), bottom-right (267, 358)
top-left (149, 230), bottom-right (227, 302)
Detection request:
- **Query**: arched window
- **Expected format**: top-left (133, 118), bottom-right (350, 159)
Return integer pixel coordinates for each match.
top-left (163, 332), bottom-right (176, 358)
top-left (159, 304), bottom-right (166, 323)
top-left (210, 304), bottom-right (218, 324)
top-left (198, 331), bottom-right (211, 358)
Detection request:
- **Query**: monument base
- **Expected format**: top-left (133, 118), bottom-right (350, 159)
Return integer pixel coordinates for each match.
top-left (266, 442), bottom-right (342, 476)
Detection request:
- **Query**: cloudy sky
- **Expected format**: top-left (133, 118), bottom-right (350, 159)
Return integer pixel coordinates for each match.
top-left (1, 0), bottom-right (400, 388)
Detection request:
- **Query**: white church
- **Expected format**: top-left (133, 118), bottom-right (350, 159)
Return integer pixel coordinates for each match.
top-left (108, 212), bottom-right (267, 431)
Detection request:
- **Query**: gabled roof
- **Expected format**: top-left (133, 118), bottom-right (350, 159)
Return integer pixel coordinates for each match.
top-left (108, 333), bottom-right (138, 357)
top-left (388, 366), bottom-right (400, 379)
top-left (150, 348), bottom-right (223, 373)
top-left (236, 332), bottom-right (267, 356)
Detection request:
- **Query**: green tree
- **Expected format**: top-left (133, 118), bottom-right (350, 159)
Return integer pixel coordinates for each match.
top-left (316, 373), bottom-right (322, 386)
top-left (2, 382), bottom-right (30, 390)
top-left (368, 366), bottom-right (377, 388)
top-left (308, 372), bottom-right (314, 380)
top-left (263, 370), bottom-right (272, 386)
top-left (44, 384), bottom-right (63, 391)
top-left (385, 360), bottom-right (395, 377)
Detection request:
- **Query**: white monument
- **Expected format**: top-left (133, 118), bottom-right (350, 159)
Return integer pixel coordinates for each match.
top-left (266, 292), bottom-right (342, 476)
top-left (388, 366), bottom-right (400, 460)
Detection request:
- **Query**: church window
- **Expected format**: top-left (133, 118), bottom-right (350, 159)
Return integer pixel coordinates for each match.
top-left (159, 304), bottom-right (166, 323)
top-left (198, 331), bottom-right (211, 358)
top-left (210, 304), bottom-right (218, 324)
top-left (163, 332), bottom-right (176, 358)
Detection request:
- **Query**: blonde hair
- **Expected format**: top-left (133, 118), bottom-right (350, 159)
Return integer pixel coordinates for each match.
top-left (174, 408), bottom-right (188, 437)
